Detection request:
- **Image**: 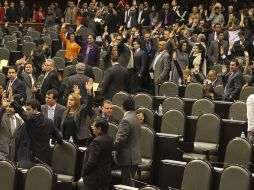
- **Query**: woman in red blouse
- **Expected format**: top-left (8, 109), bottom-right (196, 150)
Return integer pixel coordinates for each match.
top-left (34, 5), bottom-right (46, 23)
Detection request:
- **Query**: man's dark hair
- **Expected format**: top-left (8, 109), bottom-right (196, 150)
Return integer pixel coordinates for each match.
top-left (94, 118), bottom-right (109, 133)
top-left (111, 55), bottom-right (118, 63)
top-left (26, 99), bottom-right (41, 112)
top-left (122, 96), bottom-right (135, 111)
top-left (134, 39), bottom-right (141, 45)
top-left (230, 59), bottom-right (239, 66)
top-left (46, 89), bottom-right (59, 100)
top-left (8, 66), bottom-right (17, 72)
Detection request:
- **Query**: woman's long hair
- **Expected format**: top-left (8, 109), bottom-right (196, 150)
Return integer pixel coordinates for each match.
top-left (67, 93), bottom-right (81, 113)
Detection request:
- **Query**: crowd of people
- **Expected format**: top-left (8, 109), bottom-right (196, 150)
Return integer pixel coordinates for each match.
top-left (0, 0), bottom-right (253, 189)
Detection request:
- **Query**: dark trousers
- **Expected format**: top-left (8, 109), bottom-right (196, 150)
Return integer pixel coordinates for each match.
top-left (120, 165), bottom-right (137, 187)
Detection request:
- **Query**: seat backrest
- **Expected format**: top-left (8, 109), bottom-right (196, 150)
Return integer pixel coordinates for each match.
top-left (7, 26), bottom-right (19, 34)
top-left (161, 110), bottom-right (186, 136)
top-left (112, 104), bottom-right (124, 122)
top-left (55, 49), bottom-right (66, 60)
top-left (0, 31), bottom-right (4, 40)
top-left (22, 42), bottom-right (36, 57)
top-left (21, 35), bottom-right (34, 43)
top-left (240, 86), bottom-right (254, 102)
top-left (0, 72), bottom-right (6, 86)
top-left (162, 97), bottom-right (184, 114)
top-left (134, 93), bottom-right (153, 109)
top-left (25, 165), bottom-right (56, 190)
top-left (52, 141), bottom-right (77, 177)
top-left (244, 75), bottom-right (251, 84)
top-left (112, 91), bottom-right (129, 106)
top-left (136, 107), bottom-right (154, 129)
top-left (52, 57), bottom-right (65, 70)
top-left (4, 41), bottom-right (17, 51)
top-left (181, 159), bottom-right (213, 190)
top-left (228, 101), bottom-right (247, 121)
top-left (140, 185), bottom-right (160, 190)
top-left (214, 85), bottom-right (224, 96)
top-left (42, 36), bottom-right (52, 46)
top-left (108, 123), bottom-right (118, 140)
top-left (0, 160), bottom-right (16, 190)
top-left (185, 83), bottom-right (203, 99)
top-left (4, 35), bottom-right (15, 43)
top-left (159, 82), bottom-right (178, 97)
top-left (92, 67), bottom-right (103, 84)
top-left (141, 127), bottom-right (155, 159)
top-left (27, 31), bottom-right (40, 41)
top-left (196, 113), bottom-right (221, 144)
top-left (212, 65), bottom-right (222, 74)
top-left (191, 99), bottom-right (215, 117)
top-left (0, 47), bottom-right (10, 60)
top-left (224, 137), bottom-right (252, 168)
top-left (218, 165), bottom-right (251, 190)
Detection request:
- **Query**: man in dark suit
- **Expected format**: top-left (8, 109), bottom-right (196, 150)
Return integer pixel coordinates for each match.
top-left (114, 96), bottom-right (141, 186)
top-left (222, 59), bottom-right (243, 101)
top-left (65, 63), bottom-right (90, 100)
top-left (82, 118), bottom-right (114, 190)
top-left (207, 23), bottom-right (229, 46)
top-left (0, 100), bottom-right (23, 161)
top-left (18, 62), bottom-right (37, 100)
top-left (158, 2), bottom-right (177, 27)
top-left (133, 39), bottom-right (148, 92)
top-left (7, 66), bottom-right (27, 104)
top-left (102, 55), bottom-right (128, 100)
top-left (41, 89), bottom-right (66, 131)
top-left (11, 98), bottom-right (63, 165)
top-left (93, 100), bottom-right (119, 124)
top-left (117, 34), bottom-right (132, 68)
top-left (207, 70), bottom-right (220, 88)
top-left (231, 31), bottom-right (252, 59)
top-left (39, 59), bottom-right (60, 104)
top-left (17, 0), bottom-right (31, 22)
top-left (208, 31), bottom-right (229, 65)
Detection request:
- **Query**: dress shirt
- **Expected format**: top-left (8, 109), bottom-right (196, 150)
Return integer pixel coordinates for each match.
top-left (48, 104), bottom-right (56, 121)
top-left (152, 50), bottom-right (165, 70)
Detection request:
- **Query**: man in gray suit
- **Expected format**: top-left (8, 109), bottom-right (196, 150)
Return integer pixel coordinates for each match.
top-left (208, 31), bottom-right (229, 65)
top-left (149, 40), bottom-right (170, 95)
top-left (0, 100), bottom-right (23, 161)
top-left (114, 96), bottom-right (141, 186)
top-left (221, 59), bottom-right (243, 102)
top-left (41, 89), bottom-right (66, 131)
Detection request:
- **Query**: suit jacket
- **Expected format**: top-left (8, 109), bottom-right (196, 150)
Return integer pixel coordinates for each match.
top-left (134, 49), bottom-right (148, 78)
top-left (222, 71), bottom-right (243, 101)
top-left (17, 6), bottom-right (31, 22)
top-left (7, 78), bottom-right (27, 104)
top-left (93, 108), bottom-right (119, 124)
top-left (208, 40), bottom-right (229, 64)
top-left (65, 73), bottom-right (90, 100)
top-left (149, 50), bottom-right (170, 84)
top-left (232, 40), bottom-right (252, 58)
top-left (103, 45), bottom-right (113, 71)
top-left (80, 42), bottom-right (100, 67)
top-left (0, 107), bottom-right (23, 161)
top-left (41, 104), bottom-right (66, 131)
top-left (82, 134), bottom-right (114, 188)
top-left (11, 101), bottom-right (63, 164)
top-left (115, 111), bottom-right (141, 166)
top-left (117, 40), bottom-right (131, 68)
top-left (40, 69), bottom-right (60, 102)
top-left (102, 64), bottom-right (128, 100)
top-left (18, 68), bottom-right (37, 100)
top-left (208, 31), bottom-right (229, 46)
top-left (158, 9), bottom-right (177, 26)
top-left (60, 95), bottom-right (93, 140)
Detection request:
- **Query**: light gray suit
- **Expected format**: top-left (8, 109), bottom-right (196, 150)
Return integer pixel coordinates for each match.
top-left (0, 108), bottom-right (23, 161)
top-left (208, 40), bottom-right (229, 65)
top-left (115, 111), bottom-right (141, 186)
top-left (149, 50), bottom-right (170, 95)
top-left (41, 103), bottom-right (66, 131)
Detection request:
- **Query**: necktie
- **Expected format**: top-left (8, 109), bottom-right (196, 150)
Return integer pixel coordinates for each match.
top-left (48, 108), bottom-right (54, 121)
top-left (29, 74), bottom-right (34, 87)
top-left (164, 10), bottom-right (168, 25)
top-left (86, 45), bottom-right (91, 63)
top-left (9, 116), bottom-right (15, 135)
top-left (7, 80), bottom-right (13, 99)
top-left (146, 42), bottom-right (151, 52)
top-left (127, 46), bottom-right (134, 69)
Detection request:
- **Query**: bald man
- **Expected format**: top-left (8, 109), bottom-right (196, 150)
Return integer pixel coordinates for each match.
top-left (149, 40), bottom-right (170, 95)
